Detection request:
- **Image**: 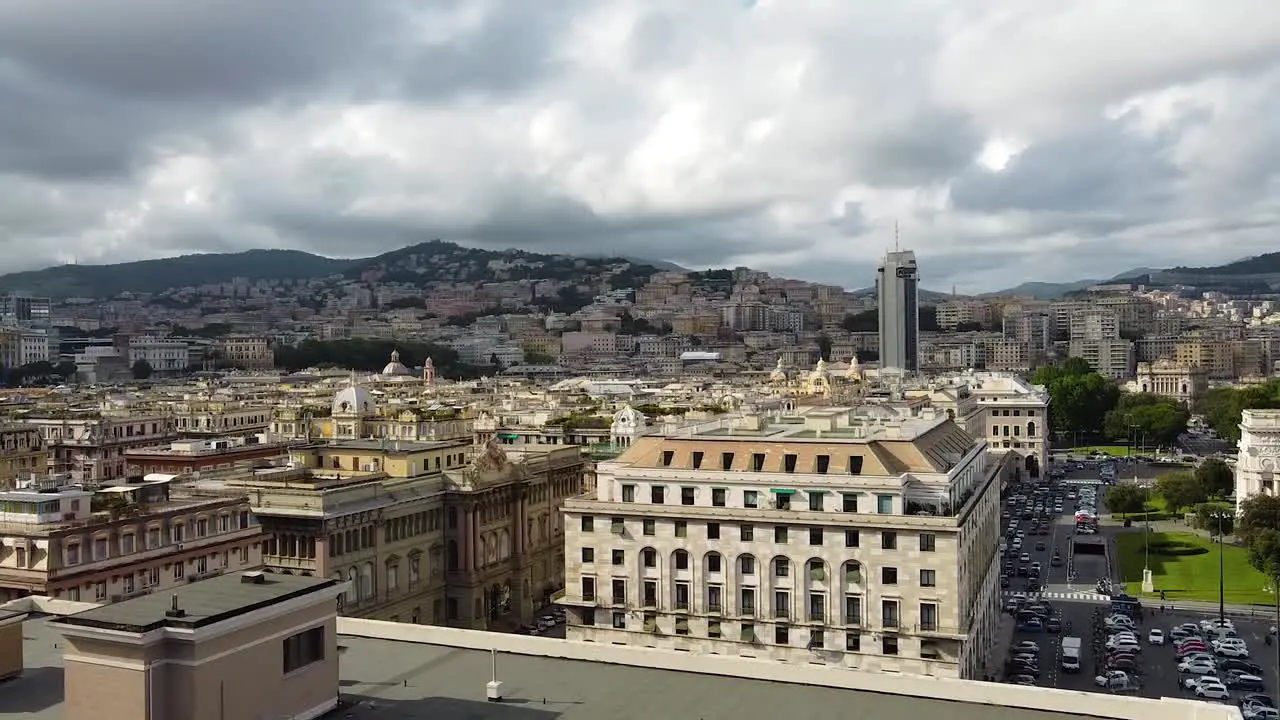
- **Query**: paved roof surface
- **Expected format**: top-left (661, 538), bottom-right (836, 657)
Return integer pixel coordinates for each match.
top-left (333, 635), bottom-right (1102, 720)
top-left (54, 572), bottom-right (334, 631)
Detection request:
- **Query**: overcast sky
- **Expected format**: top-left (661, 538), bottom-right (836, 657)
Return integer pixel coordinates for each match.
top-left (1, 0), bottom-right (1278, 293)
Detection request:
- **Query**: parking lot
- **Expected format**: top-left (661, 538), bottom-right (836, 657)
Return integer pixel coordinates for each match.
top-left (997, 460), bottom-right (1280, 709)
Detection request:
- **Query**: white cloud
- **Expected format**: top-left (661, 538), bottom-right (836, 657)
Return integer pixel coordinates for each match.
top-left (0, 0), bottom-right (1278, 292)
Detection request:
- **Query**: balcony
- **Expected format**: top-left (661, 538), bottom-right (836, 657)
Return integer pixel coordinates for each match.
top-left (52, 525), bottom-right (261, 579)
top-left (882, 616), bottom-right (900, 630)
top-left (808, 610), bottom-right (825, 622)
top-left (674, 599), bottom-right (689, 611)
top-left (706, 602), bottom-right (722, 614)
top-left (914, 623), bottom-right (967, 638)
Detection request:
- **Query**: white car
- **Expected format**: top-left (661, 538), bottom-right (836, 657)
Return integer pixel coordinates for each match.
top-left (1148, 629), bottom-right (1165, 645)
top-left (1179, 660), bottom-right (1218, 675)
top-left (1012, 640), bottom-right (1040, 653)
top-left (1202, 618), bottom-right (1235, 632)
top-left (1244, 707), bottom-right (1280, 720)
top-left (1214, 639), bottom-right (1249, 658)
top-left (1095, 670), bottom-right (1130, 689)
top-left (1188, 678), bottom-right (1230, 700)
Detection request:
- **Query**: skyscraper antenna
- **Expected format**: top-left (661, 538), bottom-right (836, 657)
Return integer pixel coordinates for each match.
top-left (894, 221), bottom-right (900, 252)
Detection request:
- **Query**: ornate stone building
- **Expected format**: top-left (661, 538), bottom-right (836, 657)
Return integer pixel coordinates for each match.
top-left (1126, 360), bottom-right (1206, 406)
top-left (1236, 410), bottom-right (1280, 505)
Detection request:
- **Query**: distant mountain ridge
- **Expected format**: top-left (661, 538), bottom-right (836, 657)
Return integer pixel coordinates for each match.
top-left (0, 242), bottom-right (672, 299)
top-left (983, 267), bottom-right (1159, 299)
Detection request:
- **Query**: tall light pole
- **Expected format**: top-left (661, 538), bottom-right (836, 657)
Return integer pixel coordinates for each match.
top-left (1218, 509), bottom-right (1226, 623)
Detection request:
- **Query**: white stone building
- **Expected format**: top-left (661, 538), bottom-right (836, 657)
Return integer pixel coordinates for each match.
top-left (1236, 409), bottom-right (1280, 505)
top-left (559, 405), bottom-right (1009, 679)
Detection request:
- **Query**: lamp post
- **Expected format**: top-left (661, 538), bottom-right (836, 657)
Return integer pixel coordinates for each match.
top-left (1218, 509), bottom-right (1226, 624)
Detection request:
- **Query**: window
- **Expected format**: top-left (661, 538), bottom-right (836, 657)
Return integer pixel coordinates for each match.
top-left (808, 592), bottom-right (825, 621)
top-left (707, 554), bottom-right (722, 572)
top-left (675, 521), bottom-right (687, 538)
top-left (775, 625), bottom-right (790, 644)
top-left (740, 588), bottom-right (756, 614)
top-left (816, 455), bottom-right (830, 474)
top-left (774, 525), bottom-right (788, 543)
top-left (651, 486), bottom-right (666, 504)
top-left (675, 617), bottom-right (690, 635)
top-left (882, 636), bottom-right (899, 655)
top-left (675, 582), bottom-right (690, 610)
top-left (283, 627), bottom-right (326, 674)
top-left (882, 600), bottom-right (899, 628)
top-left (582, 547), bottom-right (595, 563)
top-left (612, 611), bottom-right (627, 628)
top-left (848, 456), bottom-right (864, 474)
top-left (94, 581), bottom-right (106, 600)
top-left (712, 488), bottom-right (726, 507)
top-left (844, 530), bottom-right (859, 548)
top-left (721, 452), bottom-right (735, 470)
top-left (783, 454), bottom-right (797, 473)
top-left (611, 517), bottom-right (625, 535)
top-left (643, 581), bottom-right (658, 606)
top-left (612, 549), bottom-right (625, 566)
top-left (844, 595), bottom-right (862, 625)
top-left (708, 585), bottom-right (723, 612)
top-left (94, 537), bottom-right (109, 560)
top-left (675, 551), bottom-right (690, 570)
top-left (751, 453), bottom-right (765, 472)
top-left (808, 492), bottom-right (824, 511)
top-left (809, 528), bottom-right (823, 546)
top-left (681, 487), bottom-right (695, 505)
top-left (919, 569), bottom-right (936, 587)
top-left (882, 567), bottom-right (897, 584)
top-left (64, 544), bottom-right (80, 565)
top-left (581, 516), bottom-right (594, 532)
top-left (147, 528), bottom-right (161, 549)
top-left (842, 493), bottom-right (858, 512)
top-left (744, 491), bottom-right (758, 508)
top-left (692, 451), bottom-right (705, 469)
top-left (707, 522), bottom-right (720, 540)
top-left (661, 450), bottom-right (674, 466)
top-left (774, 590), bottom-right (790, 618)
top-left (808, 629), bottom-right (825, 649)
top-left (919, 602), bottom-right (939, 631)
top-left (708, 620), bottom-right (722, 638)
top-left (881, 531), bottom-right (897, 550)
top-left (741, 622), bottom-right (756, 642)
top-left (643, 519), bottom-right (656, 536)
top-left (121, 534), bottom-right (135, 554)
top-left (773, 557), bottom-right (789, 577)
top-left (846, 632), bottom-right (861, 651)
top-left (919, 533), bottom-right (936, 552)
top-left (173, 562), bottom-right (185, 580)
top-left (611, 579), bottom-right (626, 605)
top-left (876, 495), bottom-right (893, 514)
top-left (581, 577), bottom-right (595, 601)
top-left (642, 548), bottom-right (657, 568)
top-left (775, 493), bottom-right (791, 510)
top-left (740, 556), bottom-right (755, 575)
top-left (196, 556), bottom-right (208, 574)
top-left (621, 485), bottom-right (635, 503)
top-left (740, 524), bottom-right (754, 541)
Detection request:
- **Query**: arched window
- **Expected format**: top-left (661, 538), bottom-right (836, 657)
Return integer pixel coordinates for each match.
top-left (703, 551), bottom-right (724, 576)
top-left (345, 567), bottom-right (358, 604)
top-left (361, 562), bottom-right (375, 599)
top-left (843, 560), bottom-right (863, 586)
top-left (1026, 421), bottom-right (1036, 438)
top-left (673, 549), bottom-right (690, 572)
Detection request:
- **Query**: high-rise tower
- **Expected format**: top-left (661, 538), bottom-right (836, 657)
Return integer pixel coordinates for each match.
top-left (876, 250), bottom-right (919, 371)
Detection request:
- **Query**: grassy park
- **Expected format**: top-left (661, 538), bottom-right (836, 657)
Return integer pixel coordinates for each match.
top-left (1065, 445), bottom-right (1134, 456)
top-left (1115, 531), bottom-right (1276, 606)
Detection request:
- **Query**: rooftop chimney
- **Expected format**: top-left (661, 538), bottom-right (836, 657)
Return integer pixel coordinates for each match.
top-left (165, 593), bottom-right (186, 618)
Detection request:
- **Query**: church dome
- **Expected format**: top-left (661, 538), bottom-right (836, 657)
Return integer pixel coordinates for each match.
top-left (332, 383), bottom-right (376, 416)
top-left (381, 349), bottom-right (412, 376)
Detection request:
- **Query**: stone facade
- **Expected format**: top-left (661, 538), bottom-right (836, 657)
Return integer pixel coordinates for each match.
top-left (1236, 410), bottom-right (1280, 506)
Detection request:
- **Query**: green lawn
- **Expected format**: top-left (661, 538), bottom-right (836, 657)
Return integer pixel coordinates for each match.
top-left (1115, 531), bottom-right (1275, 606)
top-left (1066, 445), bottom-right (1136, 456)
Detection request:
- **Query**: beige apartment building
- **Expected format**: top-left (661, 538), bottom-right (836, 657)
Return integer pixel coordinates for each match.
top-left (0, 474), bottom-right (264, 604)
top-left (0, 423), bottom-right (45, 488)
top-left (27, 413), bottom-right (177, 482)
top-left (213, 333), bottom-right (275, 370)
top-left (53, 572), bottom-right (346, 720)
top-left (559, 407), bottom-right (1007, 680)
top-left (170, 401), bottom-right (273, 437)
top-left (1128, 360), bottom-right (1207, 406)
top-left (225, 436), bottom-right (583, 630)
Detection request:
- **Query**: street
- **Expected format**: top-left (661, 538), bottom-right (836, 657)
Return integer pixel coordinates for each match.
top-left (997, 460), bottom-right (1280, 704)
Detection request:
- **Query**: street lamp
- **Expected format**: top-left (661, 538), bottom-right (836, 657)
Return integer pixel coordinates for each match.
top-left (1218, 509), bottom-right (1226, 623)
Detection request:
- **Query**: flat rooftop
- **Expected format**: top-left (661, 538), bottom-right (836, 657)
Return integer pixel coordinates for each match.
top-left (316, 438), bottom-right (467, 452)
top-left (331, 635), bottom-right (1105, 720)
top-left (54, 573), bottom-right (336, 633)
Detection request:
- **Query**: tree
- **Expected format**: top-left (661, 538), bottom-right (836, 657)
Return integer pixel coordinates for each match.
top-left (489, 353), bottom-right (502, 369)
top-left (1194, 458), bottom-right (1235, 499)
top-left (131, 359), bottom-right (153, 379)
top-left (1246, 528), bottom-right (1280, 587)
top-left (1103, 392), bottom-right (1189, 447)
top-left (1199, 380), bottom-right (1280, 442)
top-left (1194, 503), bottom-right (1234, 537)
top-left (1105, 484), bottom-right (1148, 519)
top-left (1031, 359), bottom-right (1120, 437)
top-left (1237, 494), bottom-right (1280, 542)
top-left (817, 335), bottom-right (832, 361)
top-left (1154, 471), bottom-right (1205, 514)
top-left (55, 360), bottom-right (78, 379)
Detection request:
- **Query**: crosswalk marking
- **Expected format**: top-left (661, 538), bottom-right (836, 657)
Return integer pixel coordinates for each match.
top-left (1003, 590), bottom-right (1110, 602)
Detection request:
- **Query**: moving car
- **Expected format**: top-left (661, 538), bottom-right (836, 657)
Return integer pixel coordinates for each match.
top-left (1148, 629), bottom-right (1165, 645)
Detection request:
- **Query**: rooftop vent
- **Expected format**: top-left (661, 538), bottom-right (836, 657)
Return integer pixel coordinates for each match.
top-left (164, 593), bottom-right (186, 618)
top-left (241, 570), bottom-right (267, 585)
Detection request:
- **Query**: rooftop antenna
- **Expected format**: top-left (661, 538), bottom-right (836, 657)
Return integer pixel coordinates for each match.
top-left (894, 221), bottom-right (900, 252)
